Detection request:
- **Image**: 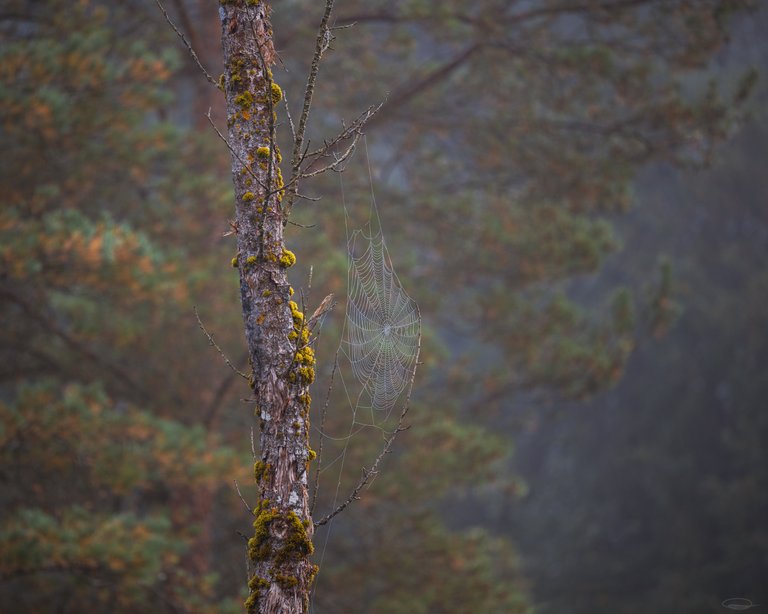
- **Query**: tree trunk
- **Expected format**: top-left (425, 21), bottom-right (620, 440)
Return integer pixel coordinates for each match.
top-left (218, 2), bottom-right (316, 612)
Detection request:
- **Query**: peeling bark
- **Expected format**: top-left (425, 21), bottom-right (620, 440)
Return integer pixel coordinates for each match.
top-left (218, 2), bottom-right (315, 612)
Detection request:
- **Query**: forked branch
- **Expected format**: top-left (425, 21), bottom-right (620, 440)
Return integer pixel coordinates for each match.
top-left (287, 0), bottom-right (336, 204)
top-left (281, 0), bottom-right (384, 222)
top-left (283, 100), bottom-right (385, 220)
top-left (314, 310), bottom-right (422, 527)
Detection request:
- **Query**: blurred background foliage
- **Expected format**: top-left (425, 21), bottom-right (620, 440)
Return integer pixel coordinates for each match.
top-left (1, 0), bottom-right (766, 612)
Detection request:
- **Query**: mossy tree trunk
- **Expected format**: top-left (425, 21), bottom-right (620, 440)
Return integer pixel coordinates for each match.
top-left (218, 2), bottom-right (316, 612)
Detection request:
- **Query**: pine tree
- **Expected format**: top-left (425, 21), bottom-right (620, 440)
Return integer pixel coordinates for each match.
top-left (0, 2), bottom-right (246, 611)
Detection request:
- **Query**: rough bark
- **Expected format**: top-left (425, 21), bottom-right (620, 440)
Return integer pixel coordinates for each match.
top-left (218, 2), bottom-right (316, 612)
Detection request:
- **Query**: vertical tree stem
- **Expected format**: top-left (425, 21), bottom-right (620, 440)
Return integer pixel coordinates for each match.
top-left (218, 2), bottom-right (316, 612)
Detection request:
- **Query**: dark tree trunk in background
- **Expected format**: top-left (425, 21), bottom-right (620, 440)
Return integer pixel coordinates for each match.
top-left (218, 2), bottom-right (316, 612)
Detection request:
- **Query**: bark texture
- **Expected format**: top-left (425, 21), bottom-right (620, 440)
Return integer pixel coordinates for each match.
top-left (218, 2), bottom-right (316, 612)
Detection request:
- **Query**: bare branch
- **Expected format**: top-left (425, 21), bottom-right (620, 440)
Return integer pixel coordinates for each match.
top-left (154, 0), bottom-right (217, 87)
top-left (279, 101), bottom-right (385, 215)
top-left (284, 0), bottom-right (336, 218)
top-left (314, 309), bottom-right (421, 527)
top-left (295, 193), bottom-right (322, 202)
top-left (311, 352), bottom-right (339, 515)
top-left (287, 220), bottom-right (318, 229)
top-left (505, 0), bottom-right (658, 25)
top-left (205, 109), bottom-right (270, 193)
top-left (303, 101), bottom-right (384, 160)
top-left (299, 141), bottom-right (357, 179)
top-left (330, 22), bottom-right (358, 31)
top-left (332, 1), bottom-right (658, 131)
top-left (283, 92), bottom-right (297, 143)
top-left (194, 306), bottom-right (249, 380)
top-left (234, 479), bottom-right (253, 514)
top-left (169, 0), bottom-right (202, 51)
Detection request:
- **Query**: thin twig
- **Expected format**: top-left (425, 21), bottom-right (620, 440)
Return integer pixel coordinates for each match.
top-left (303, 100), bottom-right (385, 160)
top-left (284, 0), bottom-right (336, 219)
top-left (154, 0), bottom-right (217, 86)
top-left (204, 106), bottom-right (293, 203)
top-left (194, 306), bottom-right (249, 380)
top-left (287, 220), bottom-right (317, 229)
top-left (314, 309), bottom-right (422, 527)
top-left (205, 109), bottom-right (270, 193)
top-left (234, 479), bottom-right (253, 514)
top-left (295, 193), bottom-right (322, 202)
top-left (283, 93), bottom-right (297, 143)
top-left (282, 100), bottom-right (385, 203)
top-left (310, 351), bottom-right (339, 515)
top-left (330, 22), bottom-right (357, 31)
top-left (238, 529), bottom-right (251, 580)
top-left (299, 140), bottom-right (358, 179)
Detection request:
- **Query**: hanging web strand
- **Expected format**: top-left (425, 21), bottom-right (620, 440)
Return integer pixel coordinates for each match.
top-left (342, 217), bottom-right (420, 412)
top-left (311, 139), bottom-right (421, 612)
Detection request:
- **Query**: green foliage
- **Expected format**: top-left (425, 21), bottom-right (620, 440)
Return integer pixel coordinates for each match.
top-left (0, 507), bottom-right (181, 585)
top-left (0, 382), bottom-right (239, 496)
top-left (0, 0), bottom-right (236, 406)
top-left (0, 1), bottom-right (246, 611)
top-left (0, 382), bottom-right (243, 613)
top-left (314, 511), bottom-right (531, 614)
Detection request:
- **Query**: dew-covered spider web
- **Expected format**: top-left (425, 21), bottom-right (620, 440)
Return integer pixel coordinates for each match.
top-left (310, 139), bottom-right (421, 612)
top-left (342, 228), bottom-right (420, 411)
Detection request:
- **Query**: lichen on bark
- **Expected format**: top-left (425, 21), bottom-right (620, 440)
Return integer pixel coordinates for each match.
top-left (218, 2), bottom-right (315, 612)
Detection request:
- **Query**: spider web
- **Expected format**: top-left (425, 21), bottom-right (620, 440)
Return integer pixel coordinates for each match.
top-left (309, 140), bottom-right (421, 611)
top-left (342, 228), bottom-right (420, 411)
